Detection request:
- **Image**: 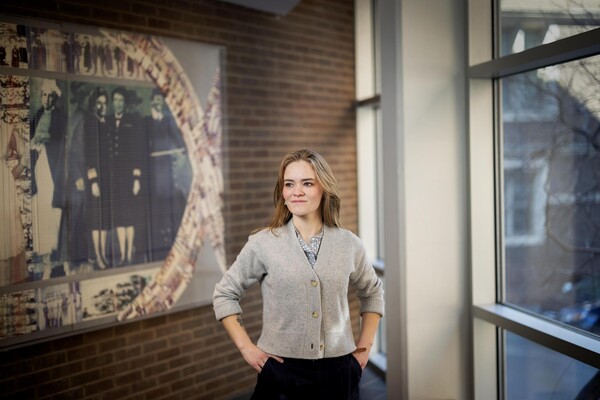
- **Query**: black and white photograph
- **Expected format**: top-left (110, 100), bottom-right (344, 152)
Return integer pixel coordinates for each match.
top-left (0, 18), bottom-right (224, 347)
top-left (0, 289), bottom-right (36, 337)
top-left (80, 267), bottom-right (157, 321)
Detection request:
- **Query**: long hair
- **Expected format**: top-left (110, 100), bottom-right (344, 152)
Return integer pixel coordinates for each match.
top-left (265, 149), bottom-right (341, 233)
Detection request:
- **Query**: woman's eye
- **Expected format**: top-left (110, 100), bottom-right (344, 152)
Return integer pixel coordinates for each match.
top-left (285, 182), bottom-right (293, 187)
top-left (304, 182), bottom-right (313, 186)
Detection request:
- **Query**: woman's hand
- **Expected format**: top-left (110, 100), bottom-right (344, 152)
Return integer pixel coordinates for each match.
top-left (353, 312), bottom-right (381, 369)
top-left (221, 315), bottom-right (284, 373)
top-left (240, 343), bottom-right (284, 373)
top-left (352, 346), bottom-right (369, 369)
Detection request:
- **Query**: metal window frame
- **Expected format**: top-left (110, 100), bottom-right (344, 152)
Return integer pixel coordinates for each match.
top-left (470, 28), bottom-right (600, 79)
top-left (473, 304), bottom-right (600, 369)
top-left (470, 8), bottom-right (600, 398)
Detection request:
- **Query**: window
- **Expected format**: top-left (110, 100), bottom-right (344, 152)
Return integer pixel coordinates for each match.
top-left (505, 330), bottom-right (599, 398)
top-left (503, 55), bottom-right (600, 334)
top-left (355, 0), bottom-right (385, 370)
top-left (499, 0), bottom-right (600, 56)
top-left (470, 1), bottom-right (600, 398)
top-left (503, 159), bottom-right (547, 246)
top-left (355, 0), bottom-right (382, 261)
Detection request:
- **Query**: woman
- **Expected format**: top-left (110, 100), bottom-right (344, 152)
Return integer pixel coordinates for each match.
top-left (83, 87), bottom-right (111, 269)
top-left (213, 149), bottom-right (384, 399)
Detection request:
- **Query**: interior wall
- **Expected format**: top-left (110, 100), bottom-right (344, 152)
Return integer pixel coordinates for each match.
top-left (0, 1), bottom-right (359, 399)
top-left (380, 0), bottom-right (469, 399)
top-left (403, 1), bottom-right (468, 398)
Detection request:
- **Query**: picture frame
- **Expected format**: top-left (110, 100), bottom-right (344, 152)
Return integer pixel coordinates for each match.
top-left (0, 16), bottom-right (225, 349)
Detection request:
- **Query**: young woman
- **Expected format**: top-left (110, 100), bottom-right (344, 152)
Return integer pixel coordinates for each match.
top-left (213, 149), bottom-right (384, 399)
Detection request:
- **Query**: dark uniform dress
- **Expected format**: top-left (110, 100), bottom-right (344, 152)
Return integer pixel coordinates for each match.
top-left (83, 113), bottom-right (112, 232)
top-left (104, 112), bottom-right (147, 229)
top-left (85, 111), bottom-right (149, 264)
top-left (144, 112), bottom-right (186, 260)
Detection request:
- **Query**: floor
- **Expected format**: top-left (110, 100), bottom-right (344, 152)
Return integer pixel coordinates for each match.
top-left (230, 364), bottom-right (387, 400)
top-left (357, 365), bottom-right (387, 400)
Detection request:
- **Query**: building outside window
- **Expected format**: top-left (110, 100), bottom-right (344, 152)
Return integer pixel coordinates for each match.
top-left (470, 1), bottom-right (600, 398)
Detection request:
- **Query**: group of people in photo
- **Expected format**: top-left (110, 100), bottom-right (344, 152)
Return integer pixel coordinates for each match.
top-left (26, 78), bottom-right (190, 279)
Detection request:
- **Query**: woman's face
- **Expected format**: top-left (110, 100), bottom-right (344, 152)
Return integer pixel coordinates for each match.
top-left (95, 95), bottom-right (107, 118)
top-left (283, 160), bottom-right (324, 220)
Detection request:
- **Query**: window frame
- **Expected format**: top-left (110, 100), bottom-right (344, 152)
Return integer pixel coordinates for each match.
top-left (469, 2), bottom-right (600, 398)
top-left (355, 0), bottom-right (386, 373)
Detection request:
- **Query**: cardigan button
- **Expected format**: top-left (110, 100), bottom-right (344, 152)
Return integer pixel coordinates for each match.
top-left (312, 312), bottom-right (319, 318)
top-left (311, 280), bottom-right (318, 287)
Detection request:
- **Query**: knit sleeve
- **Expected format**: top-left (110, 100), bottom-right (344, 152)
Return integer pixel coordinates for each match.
top-left (212, 233), bottom-right (267, 321)
top-left (349, 238), bottom-right (385, 317)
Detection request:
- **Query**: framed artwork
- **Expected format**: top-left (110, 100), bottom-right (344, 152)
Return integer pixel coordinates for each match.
top-left (0, 17), bottom-right (225, 349)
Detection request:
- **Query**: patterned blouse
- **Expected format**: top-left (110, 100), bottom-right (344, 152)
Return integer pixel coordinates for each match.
top-left (295, 227), bottom-right (324, 268)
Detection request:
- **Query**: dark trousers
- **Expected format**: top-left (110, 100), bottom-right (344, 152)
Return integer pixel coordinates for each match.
top-left (250, 353), bottom-right (362, 400)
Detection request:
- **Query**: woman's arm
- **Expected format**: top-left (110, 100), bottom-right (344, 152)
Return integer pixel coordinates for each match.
top-left (353, 312), bottom-right (381, 369)
top-left (221, 314), bottom-right (283, 372)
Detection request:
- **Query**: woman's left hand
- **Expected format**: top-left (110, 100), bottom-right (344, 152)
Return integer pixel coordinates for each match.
top-left (352, 346), bottom-right (369, 369)
top-left (354, 313), bottom-right (380, 370)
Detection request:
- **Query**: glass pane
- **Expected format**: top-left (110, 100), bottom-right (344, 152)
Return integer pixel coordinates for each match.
top-left (499, 1), bottom-right (600, 56)
top-left (502, 54), bottom-right (600, 336)
top-left (375, 104), bottom-right (384, 260)
top-left (505, 331), bottom-right (599, 399)
top-left (378, 275), bottom-right (386, 355)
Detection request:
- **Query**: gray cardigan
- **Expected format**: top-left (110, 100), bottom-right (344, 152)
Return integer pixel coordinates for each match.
top-left (213, 220), bottom-right (385, 359)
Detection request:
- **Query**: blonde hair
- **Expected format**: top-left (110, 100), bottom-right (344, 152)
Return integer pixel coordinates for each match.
top-left (265, 149), bottom-right (341, 233)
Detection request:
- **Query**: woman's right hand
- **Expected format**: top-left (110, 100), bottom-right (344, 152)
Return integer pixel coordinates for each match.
top-left (221, 315), bottom-right (284, 373)
top-left (240, 343), bottom-right (284, 373)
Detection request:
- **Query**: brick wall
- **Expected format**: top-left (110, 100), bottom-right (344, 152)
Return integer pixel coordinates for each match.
top-left (0, 0), bottom-right (358, 399)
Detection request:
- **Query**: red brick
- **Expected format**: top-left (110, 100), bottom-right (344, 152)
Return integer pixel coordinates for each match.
top-left (131, 377), bottom-right (157, 392)
top-left (143, 338), bottom-right (167, 354)
top-left (98, 337), bottom-right (127, 354)
top-left (155, 323), bottom-right (179, 338)
top-left (91, 7), bottom-right (119, 20)
top-left (70, 369), bottom-right (102, 387)
top-left (84, 378), bottom-right (115, 396)
top-left (114, 370), bottom-right (143, 386)
top-left (37, 378), bottom-right (71, 395)
top-left (83, 353), bottom-right (114, 369)
top-left (143, 361), bottom-right (169, 378)
top-left (113, 346), bottom-right (142, 362)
